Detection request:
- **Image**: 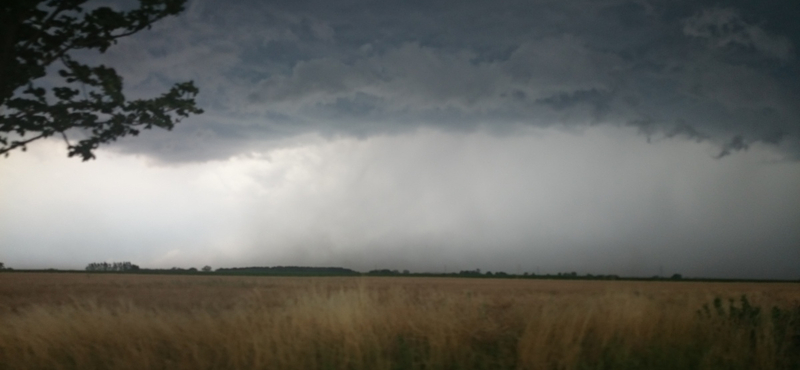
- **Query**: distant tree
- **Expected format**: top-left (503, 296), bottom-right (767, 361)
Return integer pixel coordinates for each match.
top-left (0, 262), bottom-right (5, 270)
top-left (85, 262), bottom-right (108, 271)
top-left (85, 261), bottom-right (138, 271)
top-left (402, 269), bottom-right (410, 275)
top-left (367, 269), bottom-right (399, 276)
top-left (671, 273), bottom-right (683, 280)
top-left (201, 265), bottom-right (212, 272)
top-left (458, 269), bottom-right (482, 276)
top-left (0, 0), bottom-right (202, 160)
top-left (188, 267), bottom-right (197, 272)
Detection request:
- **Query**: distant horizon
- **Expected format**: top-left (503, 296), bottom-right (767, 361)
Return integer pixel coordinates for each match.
top-left (4, 261), bottom-right (798, 282)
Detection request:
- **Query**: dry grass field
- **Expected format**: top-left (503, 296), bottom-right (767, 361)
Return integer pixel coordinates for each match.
top-left (0, 273), bottom-right (798, 370)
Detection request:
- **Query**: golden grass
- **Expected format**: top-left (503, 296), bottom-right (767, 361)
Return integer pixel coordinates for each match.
top-left (0, 273), bottom-right (798, 370)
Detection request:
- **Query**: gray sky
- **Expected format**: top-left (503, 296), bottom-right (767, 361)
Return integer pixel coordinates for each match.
top-left (1, 0), bottom-right (799, 279)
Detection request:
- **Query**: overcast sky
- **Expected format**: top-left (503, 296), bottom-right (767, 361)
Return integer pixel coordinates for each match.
top-left (1, 0), bottom-right (799, 279)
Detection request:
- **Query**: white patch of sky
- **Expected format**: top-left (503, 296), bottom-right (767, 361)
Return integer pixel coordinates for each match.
top-left (2, 126), bottom-right (798, 279)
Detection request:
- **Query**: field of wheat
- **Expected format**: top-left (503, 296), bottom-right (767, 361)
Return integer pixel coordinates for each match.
top-left (0, 273), bottom-right (798, 370)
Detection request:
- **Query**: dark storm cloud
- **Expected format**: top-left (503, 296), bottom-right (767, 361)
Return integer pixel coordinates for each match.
top-left (93, 0), bottom-right (800, 161)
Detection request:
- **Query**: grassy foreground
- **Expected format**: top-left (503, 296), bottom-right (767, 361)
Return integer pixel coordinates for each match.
top-left (0, 274), bottom-right (798, 370)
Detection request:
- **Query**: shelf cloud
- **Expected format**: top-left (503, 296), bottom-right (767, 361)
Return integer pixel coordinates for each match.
top-left (81, 0), bottom-right (800, 162)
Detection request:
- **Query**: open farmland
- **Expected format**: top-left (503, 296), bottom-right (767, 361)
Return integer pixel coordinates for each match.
top-left (1, 273), bottom-right (799, 370)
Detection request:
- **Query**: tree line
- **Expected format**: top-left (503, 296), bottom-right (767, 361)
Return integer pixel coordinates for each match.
top-left (85, 261), bottom-right (139, 272)
top-left (5, 261), bottom-right (683, 280)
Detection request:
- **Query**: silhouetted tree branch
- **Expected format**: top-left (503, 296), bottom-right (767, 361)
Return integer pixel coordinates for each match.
top-left (1, 0), bottom-right (202, 160)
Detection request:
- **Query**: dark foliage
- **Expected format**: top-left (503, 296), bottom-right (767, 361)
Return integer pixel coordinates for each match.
top-left (85, 261), bottom-right (139, 271)
top-left (698, 295), bottom-right (800, 369)
top-left (0, 0), bottom-right (202, 160)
